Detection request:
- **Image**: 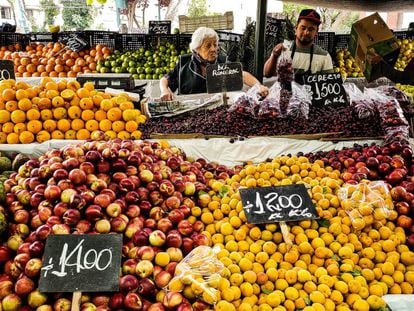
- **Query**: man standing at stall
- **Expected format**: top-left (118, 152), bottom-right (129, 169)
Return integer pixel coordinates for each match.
top-left (263, 9), bottom-right (334, 82)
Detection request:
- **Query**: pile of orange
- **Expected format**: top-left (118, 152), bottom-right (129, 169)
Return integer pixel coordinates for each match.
top-left (0, 42), bottom-right (112, 78)
top-left (0, 78), bottom-right (146, 144)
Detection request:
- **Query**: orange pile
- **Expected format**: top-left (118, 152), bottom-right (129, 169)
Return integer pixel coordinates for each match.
top-left (0, 42), bottom-right (112, 78)
top-left (0, 78), bottom-right (146, 144)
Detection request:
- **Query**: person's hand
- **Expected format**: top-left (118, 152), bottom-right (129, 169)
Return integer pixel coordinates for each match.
top-left (258, 85), bottom-right (269, 97)
top-left (160, 90), bottom-right (174, 101)
top-left (271, 43), bottom-right (286, 59)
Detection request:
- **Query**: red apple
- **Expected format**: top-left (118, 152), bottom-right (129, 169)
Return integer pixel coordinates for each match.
top-left (53, 298), bottom-right (71, 311)
top-left (44, 184), bottom-right (61, 201)
top-left (136, 246), bottom-right (155, 261)
top-left (106, 202), bottom-right (122, 218)
top-left (94, 219), bottom-right (111, 233)
top-left (14, 275), bottom-right (34, 296)
top-left (24, 258), bottom-right (43, 277)
top-left (122, 258), bottom-right (138, 275)
top-left (2, 293), bottom-right (22, 311)
top-left (124, 292), bottom-right (142, 311)
top-left (0, 280), bottom-right (13, 299)
top-left (135, 260), bottom-right (154, 278)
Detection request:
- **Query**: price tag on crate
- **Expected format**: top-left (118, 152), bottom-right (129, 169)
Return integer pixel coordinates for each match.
top-left (149, 21), bottom-right (171, 34)
top-left (39, 234), bottom-right (122, 293)
top-left (206, 62), bottom-right (243, 94)
top-left (0, 60), bottom-right (15, 81)
top-left (239, 184), bottom-right (317, 224)
top-left (63, 33), bottom-right (89, 52)
top-left (303, 73), bottom-right (348, 107)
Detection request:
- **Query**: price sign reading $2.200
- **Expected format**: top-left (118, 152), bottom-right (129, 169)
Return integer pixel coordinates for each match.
top-left (239, 184), bottom-right (318, 224)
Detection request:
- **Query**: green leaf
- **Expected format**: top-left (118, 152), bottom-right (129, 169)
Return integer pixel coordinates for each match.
top-left (219, 185), bottom-right (230, 198)
top-left (262, 289), bottom-right (273, 295)
top-left (349, 269), bottom-right (362, 276)
top-left (304, 297), bottom-right (311, 305)
top-left (317, 218), bottom-right (330, 228)
top-left (198, 190), bottom-right (208, 196)
top-left (331, 255), bottom-right (341, 262)
top-left (322, 186), bottom-right (328, 194)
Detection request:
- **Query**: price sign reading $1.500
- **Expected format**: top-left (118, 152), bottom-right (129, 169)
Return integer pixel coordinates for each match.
top-left (39, 234), bottom-right (122, 293)
top-left (303, 73), bottom-right (348, 108)
top-left (239, 184), bottom-right (318, 224)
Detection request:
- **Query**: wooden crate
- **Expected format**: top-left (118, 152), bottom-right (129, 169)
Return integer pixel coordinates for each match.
top-left (179, 11), bottom-right (234, 33)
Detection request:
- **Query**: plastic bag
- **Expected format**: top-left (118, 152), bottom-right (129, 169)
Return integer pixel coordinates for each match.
top-left (374, 85), bottom-right (411, 114)
top-left (343, 82), bottom-right (376, 119)
top-left (286, 82), bottom-right (311, 119)
top-left (168, 246), bottom-right (224, 305)
top-left (383, 125), bottom-right (410, 145)
top-left (338, 181), bottom-right (394, 232)
top-left (276, 40), bottom-right (294, 90)
top-left (257, 81), bottom-right (282, 119)
top-left (228, 84), bottom-right (261, 116)
top-left (365, 87), bottom-right (408, 127)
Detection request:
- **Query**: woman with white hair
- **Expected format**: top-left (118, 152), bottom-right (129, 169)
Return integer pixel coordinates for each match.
top-left (160, 27), bottom-right (268, 100)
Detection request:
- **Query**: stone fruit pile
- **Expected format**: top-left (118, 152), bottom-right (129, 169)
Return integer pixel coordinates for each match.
top-left (395, 38), bottom-right (414, 71)
top-left (0, 43), bottom-right (112, 78)
top-left (0, 78), bottom-right (146, 144)
top-left (334, 49), bottom-right (364, 79)
top-left (0, 138), bottom-right (413, 311)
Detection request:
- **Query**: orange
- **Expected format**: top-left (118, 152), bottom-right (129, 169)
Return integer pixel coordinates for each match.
top-left (0, 110), bottom-right (11, 123)
top-left (26, 108), bottom-right (40, 121)
top-left (15, 81), bottom-right (29, 90)
top-left (38, 98), bottom-right (51, 109)
top-left (61, 89), bottom-right (75, 101)
top-left (100, 99), bottom-right (113, 111)
top-left (119, 101), bottom-right (134, 111)
top-left (51, 130), bottom-right (64, 139)
top-left (105, 130), bottom-right (117, 139)
top-left (46, 89), bottom-right (60, 99)
top-left (11, 110), bottom-right (26, 123)
top-left (76, 128), bottom-right (90, 140)
top-left (79, 97), bottom-right (94, 110)
top-left (83, 82), bottom-right (95, 92)
top-left (67, 80), bottom-right (81, 91)
top-left (122, 109), bottom-right (137, 121)
top-left (68, 106), bottom-right (82, 119)
top-left (27, 120), bottom-right (42, 134)
top-left (6, 132), bottom-right (19, 144)
top-left (64, 129), bottom-right (77, 140)
top-left (57, 80), bottom-right (68, 92)
top-left (53, 107), bottom-right (67, 120)
top-left (25, 88), bottom-right (37, 99)
top-left (52, 96), bottom-right (65, 107)
top-left (57, 119), bottom-right (71, 132)
top-left (81, 109), bottom-right (94, 121)
top-left (130, 130), bottom-right (142, 140)
top-left (45, 81), bottom-right (58, 91)
top-left (19, 131), bottom-right (34, 144)
top-left (36, 130), bottom-right (51, 143)
top-left (112, 120), bottom-right (125, 133)
top-left (0, 132), bottom-right (7, 143)
top-left (40, 109), bottom-right (53, 121)
top-left (99, 119), bottom-right (112, 131)
top-left (107, 107), bottom-right (122, 121)
top-left (125, 120), bottom-right (138, 132)
top-left (85, 119), bottom-right (99, 132)
top-left (92, 94), bottom-right (103, 107)
top-left (13, 122), bottom-right (26, 134)
top-left (17, 98), bottom-right (32, 111)
top-left (43, 119), bottom-right (57, 132)
top-left (71, 119), bottom-right (84, 131)
top-left (15, 89), bottom-right (28, 100)
top-left (71, 96), bottom-right (80, 106)
top-left (40, 77), bottom-right (53, 88)
top-left (76, 88), bottom-right (90, 99)
top-left (5, 100), bottom-right (18, 112)
top-left (2, 89), bottom-right (16, 101)
top-left (117, 130), bottom-right (130, 140)
top-left (95, 110), bottom-right (106, 121)
top-left (2, 122), bottom-right (14, 134)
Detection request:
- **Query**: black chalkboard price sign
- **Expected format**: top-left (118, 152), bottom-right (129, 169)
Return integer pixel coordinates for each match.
top-left (61, 34), bottom-right (89, 52)
top-left (206, 62), bottom-right (243, 94)
top-left (149, 20), bottom-right (171, 34)
top-left (239, 184), bottom-right (317, 224)
top-left (0, 60), bottom-right (15, 81)
top-left (39, 234), bottom-right (122, 293)
top-left (303, 73), bottom-right (348, 107)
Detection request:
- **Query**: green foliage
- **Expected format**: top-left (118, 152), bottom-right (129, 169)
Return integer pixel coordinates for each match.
top-left (187, 0), bottom-right (207, 18)
top-left (282, 2), bottom-right (311, 25)
top-left (40, 0), bottom-right (59, 27)
top-left (61, 0), bottom-right (94, 30)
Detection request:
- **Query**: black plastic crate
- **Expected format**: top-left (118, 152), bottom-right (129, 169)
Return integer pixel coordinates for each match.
top-left (83, 31), bottom-right (118, 49)
top-left (118, 33), bottom-right (146, 52)
top-left (146, 34), bottom-right (179, 50)
top-left (314, 31), bottom-right (335, 55)
top-left (0, 32), bottom-right (29, 48)
top-left (58, 31), bottom-right (89, 43)
top-left (216, 30), bottom-right (242, 42)
top-left (28, 32), bottom-right (58, 43)
top-left (178, 34), bottom-right (192, 51)
top-left (334, 33), bottom-right (351, 50)
top-left (393, 30), bottom-right (414, 40)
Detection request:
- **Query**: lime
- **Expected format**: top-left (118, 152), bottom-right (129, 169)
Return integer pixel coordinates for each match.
top-left (139, 73), bottom-right (146, 79)
top-left (100, 67), bottom-right (109, 73)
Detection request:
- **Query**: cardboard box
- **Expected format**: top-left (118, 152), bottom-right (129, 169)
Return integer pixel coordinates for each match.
top-left (349, 12), bottom-right (400, 80)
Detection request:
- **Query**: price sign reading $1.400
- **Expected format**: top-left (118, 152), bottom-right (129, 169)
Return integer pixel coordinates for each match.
top-left (239, 184), bottom-right (318, 224)
top-left (39, 234), bottom-right (122, 293)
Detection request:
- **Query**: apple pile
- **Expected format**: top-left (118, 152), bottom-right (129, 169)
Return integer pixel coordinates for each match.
top-left (0, 139), bottom-right (235, 310)
top-left (304, 140), bottom-right (414, 248)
